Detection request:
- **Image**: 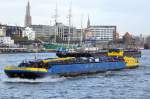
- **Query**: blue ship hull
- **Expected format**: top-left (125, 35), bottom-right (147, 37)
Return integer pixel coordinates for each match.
top-left (48, 62), bottom-right (126, 76)
top-left (5, 70), bottom-right (48, 79)
top-left (4, 61), bottom-right (126, 79)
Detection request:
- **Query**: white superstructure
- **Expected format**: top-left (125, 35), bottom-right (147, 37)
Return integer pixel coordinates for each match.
top-left (0, 37), bottom-right (14, 45)
top-left (23, 27), bottom-right (35, 40)
top-left (0, 27), bottom-right (6, 37)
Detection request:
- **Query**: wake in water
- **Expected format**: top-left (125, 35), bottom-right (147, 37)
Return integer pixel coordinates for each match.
top-left (1, 74), bottom-right (66, 83)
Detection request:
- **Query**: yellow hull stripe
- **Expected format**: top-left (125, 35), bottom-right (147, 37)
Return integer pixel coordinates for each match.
top-left (4, 66), bottom-right (48, 72)
top-left (108, 51), bottom-right (124, 57)
top-left (42, 57), bottom-right (74, 63)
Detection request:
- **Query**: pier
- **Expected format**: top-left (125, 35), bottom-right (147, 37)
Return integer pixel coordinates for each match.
top-left (0, 47), bottom-right (27, 53)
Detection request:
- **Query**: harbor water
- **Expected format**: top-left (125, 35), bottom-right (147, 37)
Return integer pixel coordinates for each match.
top-left (0, 50), bottom-right (150, 99)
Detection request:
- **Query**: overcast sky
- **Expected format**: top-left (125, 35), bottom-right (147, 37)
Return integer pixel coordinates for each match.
top-left (0, 0), bottom-right (149, 35)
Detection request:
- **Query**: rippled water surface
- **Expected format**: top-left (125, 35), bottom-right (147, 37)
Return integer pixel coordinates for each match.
top-left (0, 50), bottom-right (150, 99)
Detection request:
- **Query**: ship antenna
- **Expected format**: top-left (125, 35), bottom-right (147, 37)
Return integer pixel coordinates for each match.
top-left (67, 2), bottom-right (72, 48)
top-left (54, 3), bottom-right (58, 43)
top-left (80, 15), bottom-right (83, 46)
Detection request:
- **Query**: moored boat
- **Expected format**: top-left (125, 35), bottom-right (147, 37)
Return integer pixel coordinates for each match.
top-left (56, 48), bottom-right (141, 58)
top-left (56, 48), bottom-right (140, 69)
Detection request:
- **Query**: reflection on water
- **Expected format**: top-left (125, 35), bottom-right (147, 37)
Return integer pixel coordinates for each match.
top-left (0, 50), bottom-right (150, 99)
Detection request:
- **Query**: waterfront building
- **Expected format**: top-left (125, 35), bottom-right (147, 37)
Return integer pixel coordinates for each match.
top-left (76, 29), bottom-right (84, 42)
top-left (85, 18), bottom-right (116, 44)
top-left (139, 34), bottom-right (144, 47)
top-left (55, 23), bottom-right (79, 43)
top-left (131, 35), bottom-right (144, 48)
top-left (23, 27), bottom-right (35, 40)
top-left (24, 1), bottom-right (32, 27)
top-left (30, 25), bottom-right (54, 39)
top-left (0, 26), bottom-right (6, 37)
top-left (123, 32), bottom-right (132, 44)
top-left (55, 23), bottom-right (64, 41)
top-left (123, 32), bottom-right (137, 49)
top-left (115, 32), bottom-right (120, 41)
top-left (0, 25), bottom-right (23, 38)
top-left (0, 37), bottom-right (14, 46)
top-left (85, 28), bottom-right (93, 40)
top-left (5, 25), bottom-right (23, 37)
top-left (87, 25), bottom-right (116, 43)
top-left (146, 36), bottom-right (150, 43)
top-left (144, 36), bottom-right (150, 49)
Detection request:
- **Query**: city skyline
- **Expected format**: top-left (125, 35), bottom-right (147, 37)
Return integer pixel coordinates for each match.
top-left (0, 0), bottom-right (149, 36)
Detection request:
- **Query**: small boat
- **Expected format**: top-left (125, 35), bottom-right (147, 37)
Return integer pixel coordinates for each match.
top-left (4, 55), bottom-right (139, 79)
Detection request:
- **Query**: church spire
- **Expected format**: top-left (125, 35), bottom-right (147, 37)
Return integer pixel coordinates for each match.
top-left (24, 1), bottom-right (32, 27)
top-left (87, 16), bottom-right (90, 28)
